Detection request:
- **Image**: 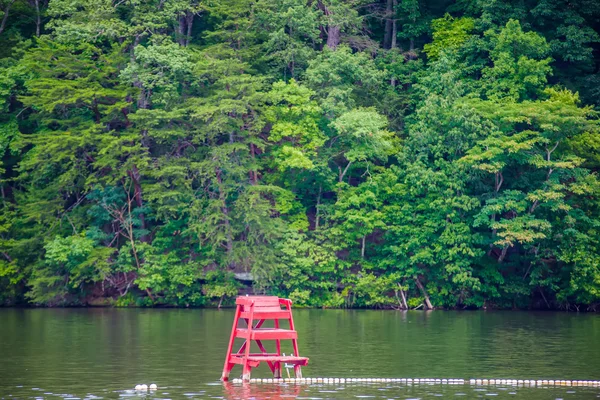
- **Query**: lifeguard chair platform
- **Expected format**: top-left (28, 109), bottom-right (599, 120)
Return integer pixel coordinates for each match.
top-left (221, 296), bottom-right (309, 382)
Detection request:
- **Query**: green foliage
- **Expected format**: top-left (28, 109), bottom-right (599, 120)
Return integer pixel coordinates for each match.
top-left (202, 270), bottom-right (241, 306)
top-left (424, 14), bottom-right (475, 60)
top-left (482, 20), bottom-right (552, 101)
top-left (27, 234), bottom-right (112, 305)
top-left (0, 0), bottom-right (599, 311)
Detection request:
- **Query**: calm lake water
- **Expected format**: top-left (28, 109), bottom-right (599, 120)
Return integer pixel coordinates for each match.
top-left (1, 308), bottom-right (599, 399)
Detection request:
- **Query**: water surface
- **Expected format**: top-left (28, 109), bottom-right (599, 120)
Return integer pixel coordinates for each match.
top-left (1, 308), bottom-right (599, 399)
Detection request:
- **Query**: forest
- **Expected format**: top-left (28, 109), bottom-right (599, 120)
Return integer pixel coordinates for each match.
top-left (0, 0), bottom-right (599, 310)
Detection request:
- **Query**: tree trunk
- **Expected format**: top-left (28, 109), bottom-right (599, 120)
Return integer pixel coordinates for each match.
top-left (390, 0), bottom-right (397, 49)
top-left (177, 12), bottom-right (194, 46)
top-left (185, 12), bottom-right (194, 46)
top-left (128, 165), bottom-right (149, 243)
top-left (34, 0), bottom-right (41, 37)
top-left (498, 246), bottom-right (508, 263)
top-left (216, 167), bottom-right (234, 266)
top-left (390, 0), bottom-right (398, 87)
top-left (318, 1), bottom-right (341, 50)
top-left (361, 235), bottom-right (366, 258)
top-left (383, 0), bottom-right (393, 49)
top-left (127, 34), bottom-right (151, 244)
top-left (398, 283), bottom-right (408, 309)
top-left (178, 15), bottom-right (186, 46)
top-left (315, 185), bottom-right (322, 230)
top-left (249, 143), bottom-right (258, 184)
top-left (415, 276), bottom-right (433, 309)
top-left (339, 161), bottom-right (352, 182)
top-left (327, 25), bottom-right (341, 49)
top-left (0, 0), bottom-right (15, 36)
top-left (539, 287), bottom-right (550, 309)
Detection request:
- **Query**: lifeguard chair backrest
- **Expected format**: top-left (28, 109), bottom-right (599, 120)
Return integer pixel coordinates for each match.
top-left (236, 296), bottom-right (284, 312)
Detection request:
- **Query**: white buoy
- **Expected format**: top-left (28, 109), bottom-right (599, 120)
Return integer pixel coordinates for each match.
top-left (149, 383), bottom-right (157, 390)
top-left (140, 384), bottom-right (148, 391)
top-left (134, 385), bottom-right (142, 391)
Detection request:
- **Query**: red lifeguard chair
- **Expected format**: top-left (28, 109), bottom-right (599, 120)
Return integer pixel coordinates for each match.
top-left (221, 296), bottom-right (309, 382)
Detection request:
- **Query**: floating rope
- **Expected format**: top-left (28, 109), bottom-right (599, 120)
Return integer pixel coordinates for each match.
top-left (230, 377), bottom-right (600, 387)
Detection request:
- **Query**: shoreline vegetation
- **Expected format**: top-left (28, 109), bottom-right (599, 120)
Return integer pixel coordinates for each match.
top-left (1, 0), bottom-right (599, 311)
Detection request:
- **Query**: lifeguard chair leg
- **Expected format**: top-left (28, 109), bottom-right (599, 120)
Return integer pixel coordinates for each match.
top-left (287, 301), bottom-right (303, 379)
top-left (221, 304), bottom-right (242, 381)
top-left (241, 303), bottom-right (255, 382)
top-left (274, 319), bottom-right (282, 378)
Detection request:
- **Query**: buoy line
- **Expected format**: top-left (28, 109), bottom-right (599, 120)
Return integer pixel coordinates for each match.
top-left (229, 377), bottom-right (600, 387)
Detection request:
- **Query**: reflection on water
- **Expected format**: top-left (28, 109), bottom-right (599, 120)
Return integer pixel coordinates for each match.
top-left (222, 381), bottom-right (302, 399)
top-left (3, 381), bottom-right (599, 399)
top-left (0, 308), bottom-right (599, 399)
top-left (220, 381), bottom-right (600, 400)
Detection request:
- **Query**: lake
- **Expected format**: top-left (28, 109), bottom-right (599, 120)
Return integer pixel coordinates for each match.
top-left (1, 308), bottom-right (599, 399)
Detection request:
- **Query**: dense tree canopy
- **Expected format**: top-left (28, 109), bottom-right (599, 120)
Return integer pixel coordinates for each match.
top-left (0, 0), bottom-right (599, 310)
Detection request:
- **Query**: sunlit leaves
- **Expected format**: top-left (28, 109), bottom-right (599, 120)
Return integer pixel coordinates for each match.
top-left (331, 107), bottom-right (393, 163)
top-left (424, 14), bottom-right (475, 60)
